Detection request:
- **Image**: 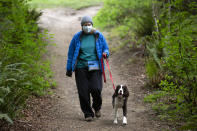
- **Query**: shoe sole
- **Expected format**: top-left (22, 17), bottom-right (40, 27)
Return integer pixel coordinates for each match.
top-left (95, 115), bottom-right (101, 118)
top-left (85, 117), bottom-right (93, 122)
top-left (95, 111), bottom-right (101, 118)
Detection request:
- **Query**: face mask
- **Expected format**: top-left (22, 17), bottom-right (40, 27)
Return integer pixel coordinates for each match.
top-left (82, 25), bottom-right (92, 33)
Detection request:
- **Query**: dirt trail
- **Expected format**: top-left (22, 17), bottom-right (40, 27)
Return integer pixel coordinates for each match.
top-left (38, 6), bottom-right (166, 131)
top-left (6, 6), bottom-right (171, 131)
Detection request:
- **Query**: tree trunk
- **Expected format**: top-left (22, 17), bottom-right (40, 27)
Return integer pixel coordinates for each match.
top-left (152, 1), bottom-right (159, 33)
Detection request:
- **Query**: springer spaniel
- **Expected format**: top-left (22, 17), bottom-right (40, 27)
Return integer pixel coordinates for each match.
top-left (112, 85), bottom-right (129, 125)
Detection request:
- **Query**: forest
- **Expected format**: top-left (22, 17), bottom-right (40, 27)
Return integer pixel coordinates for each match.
top-left (94, 0), bottom-right (197, 129)
top-left (0, 0), bottom-right (197, 130)
top-left (0, 0), bottom-right (53, 124)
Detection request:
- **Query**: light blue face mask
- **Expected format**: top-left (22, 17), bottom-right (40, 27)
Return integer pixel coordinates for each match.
top-left (82, 25), bottom-right (92, 33)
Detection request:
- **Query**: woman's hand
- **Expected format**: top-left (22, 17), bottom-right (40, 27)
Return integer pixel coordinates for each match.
top-left (66, 70), bottom-right (72, 77)
top-left (103, 53), bottom-right (107, 59)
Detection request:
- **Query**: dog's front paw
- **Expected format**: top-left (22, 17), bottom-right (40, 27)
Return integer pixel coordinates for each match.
top-left (122, 116), bottom-right (127, 125)
top-left (113, 119), bottom-right (118, 124)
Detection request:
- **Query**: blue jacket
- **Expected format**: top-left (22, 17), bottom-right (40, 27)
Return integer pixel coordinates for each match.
top-left (66, 30), bottom-right (109, 72)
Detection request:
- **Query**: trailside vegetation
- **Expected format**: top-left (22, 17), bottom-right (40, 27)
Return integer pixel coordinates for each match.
top-left (0, 0), bottom-right (53, 124)
top-left (94, 0), bottom-right (197, 130)
top-left (28, 0), bottom-right (102, 10)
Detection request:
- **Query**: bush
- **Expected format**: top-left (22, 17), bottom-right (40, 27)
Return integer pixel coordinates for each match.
top-left (95, 0), bottom-right (197, 129)
top-left (94, 0), bottom-right (153, 45)
top-left (145, 0), bottom-right (197, 129)
top-left (0, 0), bottom-right (53, 123)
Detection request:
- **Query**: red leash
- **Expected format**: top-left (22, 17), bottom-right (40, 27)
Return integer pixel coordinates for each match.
top-left (101, 57), bottom-right (116, 91)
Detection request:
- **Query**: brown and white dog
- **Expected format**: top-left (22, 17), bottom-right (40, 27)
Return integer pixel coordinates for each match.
top-left (112, 85), bottom-right (129, 125)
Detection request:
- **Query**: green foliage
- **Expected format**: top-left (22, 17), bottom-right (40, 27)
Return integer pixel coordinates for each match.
top-left (94, 0), bottom-right (153, 46)
top-left (0, 0), bottom-right (53, 123)
top-left (95, 0), bottom-right (197, 129)
top-left (28, 0), bottom-right (103, 10)
top-left (181, 115), bottom-right (197, 130)
top-left (144, 0), bottom-right (197, 129)
top-left (145, 58), bottom-right (160, 86)
top-left (144, 91), bottom-right (167, 103)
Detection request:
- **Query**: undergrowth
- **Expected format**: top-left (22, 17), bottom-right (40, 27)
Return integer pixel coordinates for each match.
top-left (0, 0), bottom-right (54, 124)
top-left (94, 0), bottom-right (197, 130)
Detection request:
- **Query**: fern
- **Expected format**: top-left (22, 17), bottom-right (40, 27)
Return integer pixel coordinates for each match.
top-left (146, 44), bottom-right (162, 69)
top-left (0, 113), bottom-right (13, 124)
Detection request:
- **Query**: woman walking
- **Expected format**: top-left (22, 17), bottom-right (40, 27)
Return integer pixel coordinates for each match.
top-left (66, 15), bottom-right (109, 121)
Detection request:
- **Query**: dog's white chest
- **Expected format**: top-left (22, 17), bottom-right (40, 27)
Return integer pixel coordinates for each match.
top-left (115, 97), bottom-right (124, 108)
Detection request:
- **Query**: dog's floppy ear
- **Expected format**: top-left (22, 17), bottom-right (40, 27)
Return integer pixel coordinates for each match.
top-left (114, 85), bottom-right (120, 97)
top-left (123, 85), bottom-right (129, 97)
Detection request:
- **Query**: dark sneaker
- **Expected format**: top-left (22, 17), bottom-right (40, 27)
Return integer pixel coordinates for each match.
top-left (95, 110), bottom-right (101, 118)
top-left (85, 117), bottom-right (93, 122)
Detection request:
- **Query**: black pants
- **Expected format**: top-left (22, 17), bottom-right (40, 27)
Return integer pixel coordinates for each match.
top-left (75, 68), bottom-right (103, 118)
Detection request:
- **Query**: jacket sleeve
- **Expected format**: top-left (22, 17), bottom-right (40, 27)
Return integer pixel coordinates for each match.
top-left (100, 34), bottom-right (110, 57)
top-left (66, 35), bottom-right (76, 71)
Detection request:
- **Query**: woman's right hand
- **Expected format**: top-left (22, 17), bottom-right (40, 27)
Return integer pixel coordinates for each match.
top-left (103, 53), bottom-right (107, 59)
